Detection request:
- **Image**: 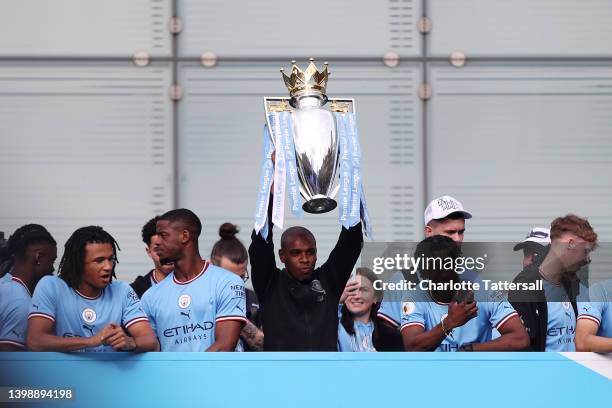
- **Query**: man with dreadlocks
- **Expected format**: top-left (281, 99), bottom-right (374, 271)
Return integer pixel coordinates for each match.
top-left (0, 224), bottom-right (57, 351)
top-left (27, 226), bottom-right (159, 352)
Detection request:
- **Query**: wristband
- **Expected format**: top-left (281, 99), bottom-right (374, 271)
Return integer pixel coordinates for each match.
top-left (440, 318), bottom-right (453, 338)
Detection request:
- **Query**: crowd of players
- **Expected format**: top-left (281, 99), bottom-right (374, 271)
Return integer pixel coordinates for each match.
top-left (0, 194), bottom-right (610, 353)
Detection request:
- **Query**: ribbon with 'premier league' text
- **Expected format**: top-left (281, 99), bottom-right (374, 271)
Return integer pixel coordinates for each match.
top-left (270, 112), bottom-right (286, 230)
top-left (280, 113), bottom-right (303, 219)
top-left (335, 112), bottom-right (372, 238)
top-left (270, 111), bottom-right (303, 230)
top-left (254, 112), bottom-right (303, 238)
top-left (336, 113), bottom-right (352, 229)
top-left (253, 124), bottom-right (275, 239)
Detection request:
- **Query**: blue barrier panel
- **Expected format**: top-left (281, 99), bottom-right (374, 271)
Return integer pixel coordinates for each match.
top-left (0, 352), bottom-right (610, 407)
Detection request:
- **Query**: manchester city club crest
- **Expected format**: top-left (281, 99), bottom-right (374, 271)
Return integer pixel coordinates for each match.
top-left (81, 308), bottom-right (97, 324)
top-left (178, 294), bottom-right (191, 309)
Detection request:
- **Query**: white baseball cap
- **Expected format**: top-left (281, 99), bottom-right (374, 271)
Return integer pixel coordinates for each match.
top-left (513, 227), bottom-right (551, 251)
top-left (423, 195), bottom-right (473, 225)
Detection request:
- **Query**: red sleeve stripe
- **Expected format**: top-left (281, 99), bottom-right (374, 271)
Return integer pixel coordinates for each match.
top-left (377, 312), bottom-right (400, 328)
top-left (400, 322), bottom-right (425, 332)
top-left (0, 339), bottom-right (25, 348)
top-left (495, 312), bottom-right (519, 330)
top-left (124, 317), bottom-right (149, 328)
top-left (577, 314), bottom-right (601, 327)
top-left (216, 316), bottom-right (248, 324)
top-left (28, 312), bottom-right (55, 322)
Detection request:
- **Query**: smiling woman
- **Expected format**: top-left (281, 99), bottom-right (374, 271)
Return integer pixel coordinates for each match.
top-left (338, 267), bottom-right (383, 352)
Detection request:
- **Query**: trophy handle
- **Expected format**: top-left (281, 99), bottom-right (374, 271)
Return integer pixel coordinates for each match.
top-left (265, 97), bottom-right (355, 116)
top-left (264, 97), bottom-right (293, 147)
top-left (264, 96), bottom-right (356, 146)
top-left (329, 98), bottom-right (356, 114)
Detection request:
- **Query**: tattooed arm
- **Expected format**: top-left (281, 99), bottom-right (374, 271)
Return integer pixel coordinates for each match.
top-left (240, 320), bottom-right (264, 351)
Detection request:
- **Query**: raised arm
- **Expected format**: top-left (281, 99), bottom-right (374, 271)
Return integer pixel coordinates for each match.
top-left (249, 196), bottom-right (279, 297)
top-left (321, 222), bottom-right (364, 297)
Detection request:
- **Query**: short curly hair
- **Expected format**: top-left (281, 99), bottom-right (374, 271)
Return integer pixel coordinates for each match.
top-left (550, 214), bottom-right (598, 244)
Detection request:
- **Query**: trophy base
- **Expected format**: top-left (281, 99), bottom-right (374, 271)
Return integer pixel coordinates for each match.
top-left (303, 197), bottom-right (337, 214)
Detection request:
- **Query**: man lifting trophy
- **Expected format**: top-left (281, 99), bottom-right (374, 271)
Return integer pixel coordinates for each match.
top-left (253, 58), bottom-right (371, 238)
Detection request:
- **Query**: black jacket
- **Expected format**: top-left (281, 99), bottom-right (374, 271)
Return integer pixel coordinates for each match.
top-left (508, 259), bottom-right (580, 351)
top-left (130, 270), bottom-right (155, 299)
top-left (245, 288), bottom-right (261, 328)
top-left (249, 219), bottom-right (363, 351)
top-left (374, 269), bottom-right (420, 351)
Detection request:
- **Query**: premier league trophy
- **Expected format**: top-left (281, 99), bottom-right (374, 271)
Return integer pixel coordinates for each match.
top-left (254, 58), bottom-right (371, 238)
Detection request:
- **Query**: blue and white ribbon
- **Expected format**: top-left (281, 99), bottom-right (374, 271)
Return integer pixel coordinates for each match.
top-left (337, 113), bottom-right (352, 228)
top-left (270, 111), bottom-right (304, 229)
top-left (360, 187), bottom-right (373, 239)
top-left (271, 112), bottom-right (287, 229)
top-left (335, 112), bottom-right (372, 238)
top-left (253, 124), bottom-right (275, 239)
top-left (254, 111), bottom-right (303, 238)
top-left (281, 113), bottom-right (303, 219)
top-left (347, 113), bottom-right (362, 228)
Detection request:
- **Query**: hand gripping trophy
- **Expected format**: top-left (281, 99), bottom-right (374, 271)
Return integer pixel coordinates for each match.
top-left (254, 58), bottom-right (371, 238)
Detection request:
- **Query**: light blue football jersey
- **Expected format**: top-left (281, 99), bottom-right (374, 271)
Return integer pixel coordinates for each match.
top-left (400, 291), bottom-right (518, 352)
top-left (377, 270), bottom-right (407, 327)
top-left (140, 262), bottom-right (246, 351)
top-left (543, 281), bottom-right (576, 351)
top-left (337, 320), bottom-right (376, 352)
top-left (0, 276), bottom-right (31, 349)
top-left (578, 280), bottom-right (612, 339)
top-left (0, 271), bottom-right (12, 283)
top-left (28, 276), bottom-right (149, 352)
top-left (378, 269), bottom-right (487, 328)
